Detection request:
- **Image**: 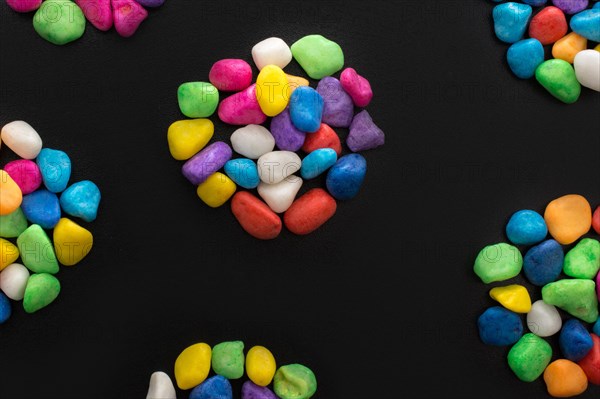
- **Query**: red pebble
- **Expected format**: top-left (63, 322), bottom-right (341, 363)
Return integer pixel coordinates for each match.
top-left (593, 206), bottom-right (600, 235)
top-left (284, 188), bottom-right (337, 235)
top-left (529, 6), bottom-right (568, 45)
top-left (579, 334), bottom-right (600, 385)
top-left (231, 191), bottom-right (281, 240)
top-left (302, 123), bottom-right (342, 156)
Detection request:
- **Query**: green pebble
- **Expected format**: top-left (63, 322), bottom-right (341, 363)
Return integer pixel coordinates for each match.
top-left (17, 224), bottom-right (59, 274)
top-left (0, 208), bottom-right (28, 238)
top-left (563, 238), bottom-right (600, 279)
top-left (33, 0), bottom-right (86, 46)
top-left (177, 82), bottom-right (219, 118)
top-left (291, 35), bottom-right (344, 80)
top-left (211, 341), bottom-right (245, 379)
top-left (273, 364), bottom-right (317, 399)
top-left (23, 273), bottom-right (61, 314)
top-left (542, 279), bottom-right (598, 323)
top-left (535, 59), bottom-right (581, 104)
top-left (473, 243), bottom-right (523, 284)
top-left (507, 333), bottom-right (552, 382)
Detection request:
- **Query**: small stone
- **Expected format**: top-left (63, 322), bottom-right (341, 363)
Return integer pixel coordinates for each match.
top-left (218, 84), bottom-right (267, 126)
top-left (543, 359), bottom-right (588, 397)
top-left (302, 124), bottom-right (342, 156)
top-left (570, 8), bottom-right (600, 41)
top-left (508, 333), bottom-right (553, 382)
top-left (0, 263), bottom-right (29, 301)
top-left (347, 110), bottom-right (385, 152)
top-left (257, 177), bottom-right (303, 214)
top-left (21, 189), bottom-right (61, 229)
top-left (477, 306), bottom-right (524, 346)
top-left (536, 59), bottom-right (581, 104)
top-left (340, 67), bottom-right (373, 107)
top-left (0, 291), bottom-right (10, 323)
top-left (527, 300), bottom-right (562, 337)
top-left (552, 32), bottom-right (587, 64)
top-left (4, 159), bottom-right (42, 195)
top-left (209, 59), bottom-right (253, 92)
top-left (316, 77), bottom-right (353, 128)
top-left (112, 0), bottom-right (148, 37)
top-left (489, 285), bottom-right (532, 313)
top-left (23, 273), bottom-right (60, 313)
top-left (75, 0), bottom-right (113, 31)
top-left (189, 375), bottom-right (232, 399)
top-left (33, 0), bottom-right (86, 45)
top-left (523, 239), bottom-right (564, 286)
top-left (507, 39), bottom-right (545, 79)
top-left (563, 238), bottom-right (600, 279)
top-left (146, 371), bottom-right (176, 399)
top-left (593, 206), bottom-right (600, 234)
top-left (178, 82), bottom-right (219, 118)
top-left (181, 142), bottom-right (232, 185)
top-left (241, 381), bottom-right (278, 399)
top-left (256, 151), bottom-right (301, 185)
top-left (542, 279), bottom-right (598, 323)
top-left (289, 87), bottom-right (324, 133)
top-left (574, 49), bottom-right (600, 92)
top-left (506, 209), bottom-right (548, 245)
top-left (0, 239), bottom-right (19, 271)
top-left (270, 108), bottom-right (307, 152)
top-left (231, 192), bottom-right (282, 240)
top-left (212, 341), bottom-right (245, 380)
top-left (544, 194), bottom-right (592, 244)
top-left (6, 0), bottom-right (42, 12)
top-left (174, 342), bottom-right (212, 390)
top-left (284, 188), bottom-right (337, 235)
top-left (252, 37), bottom-right (292, 71)
top-left (326, 154), bottom-right (367, 200)
top-left (246, 346), bottom-right (277, 387)
top-left (284, 74), bottom-right (309, 99)
top-left (0, 208), bottom-right (28, 238)
top-left (230, 125), bottom-right (275, 159)
top-left (53, 218), bottom-right (93, 266)
top-left (474, 243), bottom-right (523, 284)
top-left (1, 121), bottom-right (43, 159)
top-left (578, 334), bottom-right (600, 384)
top-left (17, 224), bottom-right (59, 274)
top-left (273, 364), bottom-right (317, 399)
top-left (0, 170), bottom-right (22, 216)
top-left (492, 2), bottom-right (532, 43)
top-left (529, 6), bottom-right (568, 45)
top-left (559, 319), bottom-right (593, 362)
top-left (224, 158), bottom-right (260, 189)
top-left (60, 180), bottom-right (101, 222)
top-left (552, 0), bottom-right (589, 14)
top-left (291, 34), bottom-right (344, 79)
top-left (256, 65), bottom-right (289, 117)
top-left (135, 0), bottom-right (164, 7)
top-left (301, 148), bottom-right (337, 180)
top-left (196, 172), bottom-right (237, 208)
top-left (167, 119), bottom-right (214, 161)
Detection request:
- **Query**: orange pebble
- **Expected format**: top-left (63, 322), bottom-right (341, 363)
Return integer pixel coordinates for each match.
top-left (285, 74), bottom-right (309, 99)
top-left (0, 170), bottom-right (23, 216)
top-left (544, 194), bottom-right (591, 245)
top-left (543, 359), bottom-right (588, 397)
top-left (552, 32), bottom-right (587, 64)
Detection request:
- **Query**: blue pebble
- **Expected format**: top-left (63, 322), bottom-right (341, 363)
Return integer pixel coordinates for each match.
top-left (21, 189), bottom-right (61, 229)
top-left (0, 292), bottom-right (11, 324)
top-left (36, 148), bottom-right (71, 193)
top-left (478, 306), bottom-right (523, 346)
top-left (301, 148), bottom-right (338, 180)
top-left (289, 86), bottom-right (324, 133)
top-left (594, 320), bottom-right (600, 335)
top-left (570, 9), bottom-right (600, 41)
top-left (523, 239), bottom-right (564, 286)
top-left (493, 2), bottom-right (533, 43)
top-left (189, 375), bottom-right (232, 399)
top-left (59, 180), bottom-right (101, 222)
top-left (595, 1), bottom-right (600, 9)
top-left (521, 0), bottom-right (547, 6)
top-left (507, 39), bottom-right (544, 79)
top-left (326, 154), bottom-right (367, 200)
top-left (559, 319), bottom-right (594, 361)
top-left (506, 209), bottom-right (547, 245)
top-left (224, 158), bottom-right (260, 189)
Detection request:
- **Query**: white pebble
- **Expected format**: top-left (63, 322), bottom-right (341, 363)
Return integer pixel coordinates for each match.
top-left (258, 177), bottom-right (303, 213)
top-left (230, 125), bottom-right (275, 159)
top-left (0, 263), bottom-right (30, 301)
top-left (146, 371), bottom-right (176, 399)
top-left (574, 50), bottom-right (600, 92)
top-left (527, 300), bottom-right (562, 337)
top-left (257, 151), bottom-right (301, 184)
top-left (1, 121), bottom-right (43, 159)
top-left (252, 37), bottom-right (293, 70)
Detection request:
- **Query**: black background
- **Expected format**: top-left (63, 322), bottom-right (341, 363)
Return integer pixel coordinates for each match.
top-left (1, 1), bottom-right (599, 398)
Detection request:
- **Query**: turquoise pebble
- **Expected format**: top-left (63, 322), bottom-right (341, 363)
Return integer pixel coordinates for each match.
top-left (595, 1), bottom-right (600, 8)
top-left (59, 180), bottom-right (101, 222)
top-left (0, 292), bottom-right (11, 324)
top-left (594, 320), bottom-right (600, 335)
top-left (36, 148), bottom-right (71, 193)
top-left (301, 148), bottom-right (338, 180)
top-left (21, 189), bottom-right (61, 229)
top-left (326, 154), bottom-right (367, 200)
top-left (570, 9), bottom-right (600, 41)
top-left (289, 86), bottom-right (324, 133)
top-left (493, 2), bottom-right (532, 43)
top-left (506, 210), bottom-right (547, 245)
top-left (224, 158), bottom-right (260, 189)
top-left (507, 39), bottom-right (544, 79)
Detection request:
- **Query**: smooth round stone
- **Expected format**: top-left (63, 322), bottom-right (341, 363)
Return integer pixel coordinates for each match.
top-left (6, 0), bottom-right (43, 12)
top-left (273, 364), bottom-right (317, 399)
top-left (528, 300), bottom-right (562, 337)
top-left (0, 208), bottom-right (28, 238)
top-left (178, 82), bottom-right (219, 118)
top-left (218, 84), bottom-right (267, 126)
top-left (316, 77), bottom-right (353, 128)
top-left (536, 59), bottom-right (581, 104)
top-left (17, 224), bottom-right (59, 274)
top-left (552, 0), bottom-right (589, 13)
top-left (53, 218), bottom-right (93, 266)
top-left (174, 342), bottom-right (212, 390)
top-left (21, 189), bottom-right (61, 229)
top-left (196, 172), bottom-right (236, 208)
top-left (252, 37), bottom-right (292, 71)
top-left (578, 334), bottom-right (600, 384)
top-left (270, 108), bottom-right (307, 151)
top-left (257, 177), bottom-right (303, 214)
top-left (256, 65), bottom-right (289, 117)
top-left (507, 39), bottom-right (544, 79)
top-left (326, 154), bottom-right (366, 201)
top-left (477, 306), bottom-right (524, 346)
top-left (490, 285), bottom-right (532, 313)
top-left (574, 49), bottom-right (600, 92)
top-left (542, 279), bottom-right (598, 323)
top-left (508, 333), bottom-right (553, 382)
top-left (291, 35), bottom-right (344, 79)
top-left (241, 381), bottom-right (278, 399)
top-left (544, 194), bottom-right (592, 244)
top-left (60, 180), bottom-right (101, 222)
top-left (4, 159), bottom-right (42, 195)
top-left (0, 170), bottom-right (22, 216)
top-left (0, 239), bottom-right (20, 271)
top-left (181, 142), bottom-right (232, 185)
top-left (301, 148), bottom-right (337, 180)
top-left (212, 341), bottom-right (245, 379)
top-left (570, 8), bottom-right (600, 41)
top-left (340, 67), bottom-right (373, 107)
top-left (544, 359), bottom-right (588, 397)
top-left (552, 32), bottom-right (587, 64)
top-left (529, 6), bottom-right (568, 44)
top-left (474, 243), bottom-right (523, 284)
top-left (302, 124), bottom-right (342, 156)
top-left (135, 0), bottom-right (165, 7)
top-left (284, 74), bottom-right (309, 99)
top-left (0, 291), bottom-right (10, 324)
top-left (190, 375), bottom-right (232, 399)
top-left (167, 119), bottom-right (214, 161)
top-left (593, 206), bottom-right (600, 234)
top-left (209, 59), bottom-right (253, 92)
top-left (146, 371), bottom-right (176, 399)
top-left (563, 238), bottom-right (600, 279)
top-left (231, 192), bottom-right (282, 240)
top-left (224, 159), bottom-right (260, 189)
top-left (33, 0), bottom-right (85, 45)
top-left (523, 239), bottom-right (564, 286)
top-left (1, 121), bottom-right (42, 159)
top-left (289, 87), bottom-right (324, 133)
top-left (256, 151), bottom-right (301, 185)
top-left (112, 0), bottom-right (148, 37)
top-left (246, 346), bottom-right (277, 386)
top-left (75, 0), bottom-right (113, 31)
top-left (0, 263), bottom-right (29, 301)
top-left (347, 110), bottom-right (385, 152)
top-left (284, 189), bottom-right (337, 235)
top-left (36, 148), bottom-right (71, 193)
top-left (506, 210), bottom-right (547, 245)
top-left (560, 319), bottom-right (593, 361)
top-left (230, 125), bottom-right (275, 159)
top-left (23, 273), bottom-right (60, 313)
top-left (492, 2), bottom-right (532, 43)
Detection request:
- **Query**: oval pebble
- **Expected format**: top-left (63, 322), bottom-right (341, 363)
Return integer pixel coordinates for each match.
top-left (489, 285), bottom-right (531, 313)
top-left (252, 37), bottom-right (292, 71)
top-left (256, 151), bottom-right (301, 185)
top-left (535, 59), bottom-right (581, 104)
top-left (256, 65), bottom-right (289, 117)
top-left (593, 206), bottom-right (600, 234)
top-left (326, 154), bottom-right (367, 200)
top-left (241, 381), bottom-right (278, 399)
top-left (523, 239), bottom-right (564, 286)
top-left (527, 300), bottom-right (563, 337)
top-left (257, 177), bottom-right (303, 214)
top-left (570, 8), bottom-right (600, 41)
top-left (17, 224), bottom-right (59, 274)
top-left (506, 209), bottom-right (547, 245)
top-left (146, 371), bottom-right (176, 399)
top-left (284, 188), bottom-right (337, 235)
top-left (0, 170), bottom-right (23, 216)
top-left (23, 272), bottom-right (60, 313)
top-left (246, 345), bottom-right (277, 387)
top-left (209, 59), bottom-right (253, 92)
top-left (542, 279), bottom-right (598, 323)
top-left (4, 159), bottom-right (42, 195)
top-left (273, 364), bottom-right (317, 399)
top-left (60, 180), bottom-right (101, 222)
top-left (6, 0), bottom-right (43, 12)
top-left (529, 6), bottom-right (568, 45)
top-left (33, 0), bottom-right (86, 45)
top-left (190, 375), bottom-right (232, 399)
top-left (289, 87), bottom-right (324, 133)
top-left (507, 38), bottom-right (545, 79)
top-left (230, 125), bottom-right (275, 160)
top-left (543, 359), bottom-right (588, 397)
top-left (0, 239), bottom-right (20, 271)
top-left (0, 263), bottom-right (29, 301)
top-left (196, 172), bottom-right (237, 208)
top-left (75, 0), bottom-right (113, 31)
top-left (231, 192), bottom-right (282, 240)
top-left (347, 110), bottom-right (385, 152)
top-left (53, 217), bottom-right (93, 266)
top-left (544, 194), bottom-right (591, 245)
top-left (174, 342), bottom-right (212, 390)
top-left (21, 189), bottom-right (61, 229)
top-left (291, 34), bottom-right (344, 79)
top-left (563, 238), bottom-right (600, 279)
top-left (112, 0), bottom-right (148, 38)
top-left (552, 32), bottom-right (587, 64)
top-left (559, 319), bottom-right (594, 362)
top-left (178, 82), bottom-right (219, 118)
top-left (301, 148), bottom-right (337, 180)
top-left (0, 291), bottom-right (11, 324)
top-left (477, 306), bottom-right (524, 346)
top-left (508, 333), bottom-right (553, 382)
top-left (578, 334), bottom-right (600, 385)
top-left (167, 119), bottom-right (214, 161)
top-left (270, 108), bottom-right (307, 152)
top-left (340, 67), bottom-right (373, 107)
top-left (302, 123), bottom-right (342, 156)
top-left (212, 341), bottom-right (245, 379)
top-left (218, 84), bottom-right (267, 126)
top-left (574, 49), bottom-right (600, 92)
top-left (492, 2), bottom-right (532, 43)
top-left (1, 121), bottom-right (42, 160)
top-left (224, 158), bottom-right (260, 189)
top-left (182, 142), bottom-right (232, 185)
top-left (316, 77), bottom-right (353, 128)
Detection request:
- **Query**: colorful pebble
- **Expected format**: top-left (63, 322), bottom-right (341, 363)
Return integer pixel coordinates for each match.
top-left (301, 148), bottom-right (337, 180)
top-left (492, 2), bottom-right (533, 43)
top-left (535, 59), bottom-right (581, 104)
top-left (523, 239), bottom-right (564, 286)
top-left (224, 158), bottom-right (260, 189)
top-left (112, 0), bottom-right (148, 38)
top-left (284, 74), bottom-right (309, 99)
top-left (167, 119), bottom-right (214, 161)
top-left (578, 334), bottom-right (600, 384)
top-left (552, 32), bottom-right (587, 64)
top-left (527, 300), bottom-right (563, 337)
top-left (0, 208), bottom-right (28, 238)
top-left (23, 272), bottom-right (60, 313)
top-left (189, 375), bottom-right (232, 399)
top-left (0, 239), bottom-right (20, 271)
top-left (1, 121), bottom-right (42, 159)
top-left (17, 224), bottom-right (59, 274)
top-left (256, 65), bottom-right (289, 117)
top-left (473, 243), bottom-right (523, 284)
top-left (181, 142), bottom-right (232, 185)
top-left (552, 0), bottom-right (589, 14)
top-left (0, 263), bottom-right (29, 300)
top-left (544, 194), bottom-right (592, 244)
top-left (477, 306), bottom-right (524, 345)
top-left (178, 82), bottom-right (219, 118)
top-left (209, 59), bottom-right (253, 92)
top-left (60, 180), bottom-right (101, 222)
top-left (563, 238), bottom-right (600, 279)
top-left (289, 87), bottom-right (324, 133)
top-left (257, 177), bottom-right (303, 214)
top-left (489, 285), bottom-right (532, 313)
top-left (33, 0), bottom-right (86, 45)
top-left (0, 292), bottom-right (11, 323)
top-left (340, 67), bottom-right (373, 107)
top-left (218, 84), bottom-right (267, 126)
top-left (284, 188), bottom-right (337, 235)
top-left (256, 151), bottom-right (301, 185)
top-left (302, 124), bottom-right (342, 156)
top-left (273, 364), bottom-right (317, 399)
top-left (4, 159), bottom-right (42, 195)
top-left (574, 49), bottom-right (600, 92)
top-left (507, 38), bottom-right (545, 79)
top-left (570, 8), bottom-right (600, 41)
top-left (542, 279), bottom-right (598, 323)
top-left (326, 154), bottom-right (367, 200)
top-left (21, 189), bottom-right (61, 229)
top-left (53, 218), bottom-right (93, 266)
top-left (559, 319), bottom-right (594, 362)
top-left (270, 108), bottom-right (307, 152)
top-left (251, 37), bottom-right (292, 71)
top-left (245, 345), bottom-right (276, 386)
top-left (211, 341), bottom-right (245, 379)
top-left (146, 371), bottom-right (176, 399)
top-left (230, 125), bottom-right (275, 159)
top-left (196, 172), bottom-right (237, 208)
top-left (506, 209), bottom-right (548, 245)
top-left (0, 170), bottom-right (23, 216)
top-left (75, 0), bottom-right (113, 31)
top-left (316, 77), bottom-right (354, 128)
top-left (508, 333), bottom-right (553, 382)
top-left (6, 0), bottom-right (42, 12)
top-left (593, 206), bottom-right (600, 234)
top-left (174, 342), bottom-right (212, 390)
top-left (529, 6), bottom-right (568, 45)
top-left (544, 359), bottom-right (588, 397)
top-left (347, 110), bottom-right (385, 152)
top-left (231, 192), bottom-right (282, 240)
top-left (134, 0), bottom-right (164, 7)
top-left (291, 35), bottom-right (344, 79)
top-left (241, 381), bottom-right (278, 399)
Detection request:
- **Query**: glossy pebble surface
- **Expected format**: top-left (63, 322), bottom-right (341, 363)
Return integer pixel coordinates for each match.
top-left (178, 82), bottom-right (219, 118)
top-left (17, 224), bottom-right (59, 274)
top-left (256, 65), bottom-right (289, 117)
top-left (0, 263), bottom-right (29, 300)
top-left (289, 87), bottom-right (324, 133)
top-left (301, 148), bottom-right (337, 180)
top-left (231, 192), bottom-right (282, 240)
top-left (506, 209), bottom-right (547, 245)
top-left (523, 239), bottom-right (564, 286)
top-left (21, 189), bottom-right (61, 229)
top-left (594, 206), bottom-right (600, 234)
top-left (0, 170), bottom-right (23, 216)
top-left (209, 59), bottom-right (253, 92)
top-left (0, 208), bottom-right (28, 238)
top-left (33, 0), bottom-right (86, 45)
top-left (473, 243), bottom-right (523, 284)
top-left (257, 177), bottom-right (303, 214)
top-left (284, 188), bottom-right (337, 235)
top-left (529, 6), bottom-right (568, 45)
top-left (1, 121), bottom-right (42, 159)
top-left (536, 59), bottom-right (581, 104)
top-left (112, 0), bottom-right (148, 38)
top-left (230, 125), bottom-right (275, 159)
top-left (542, 279), bottom-right (598, 323)
top-left (218, 84), bottom-right (267, 126)
top-left (273, 364), bottom-right (317, 399)
top-left (224, 158), bottom-right (260, 189)
top-left (60, 180), bottom-right (101, 222)
top-left (174, 342), bottom-right (212, 390)
top-left (347, 110), bottom-right (385, 152)
top-left (75, 0), bottom-right (113, 31)
top-left (559, 319), bottom-right (593, 362)
top-left (489, 285), bottom-right (532, 313)
top-left (212, 341), bottom-right (245, 379)
top-left (182, 142), bottom-right (232, 185)
top-left (146, 371), bottom-right (176, 399)
top-left (578, 334), bottom-right (600, 384)
top-left (291, 35), bottom-right (344, 79)
top-left (189, 375), bottom-right (232, 399)
top-left (23, 272), bottom-right (60, 313)
top-left (0, 292), bottom-right (11, 323)
top-left (4, 159), bottom-right (42, 195)
top-left (316, 77), bottom-right (353, 128)
top-left (570, 8), bottom-right (600, 41)
top-left (6, 0), bottom-right (42, 12)
top-left (544, 194), bottom-right (592, 244)
top-left (256, 151), bottom-right (301, 185)
top-left (507, 38), bottom-right (545, 79)
top-left (167, 119), bottom-right (214, 161)
top-left (478, 306), bottom-right (524, 345)
top-left (246, 346), bottom-right (277, 386)
top-left (563, 238), bottom-right (600, 279)
top-left (0, 239), bottom-right (19, 271)
top-left (544, 359), bottom-right (588, 397)
top-left (302, 123), bottom-right (342, 156)
top-left (326, 154), bottom-right (367, 200)
top-left (492, 2), bottom-right (532, 43)
top-left (340, 67), bottom-right (373, 107)
top-left (552, 32), bottom-right (587, 63)
top-left (53, 218), bottom-right (93, 266)
top-left (241, 381), bottom-right (278, 399)
top-left (196, 172), bottom-right (237, 208)
top-left (574, 50), bottom-right (600, 92)
top-left (552, 0), bottom-right (589, 14)
top-left (252, 37), bottom-right (292, 71)
top-left (508, 333), bottom-right (553, 382)
top-left (270, 108), bottom-right (307, 151)
top-left (527, 300), bottom-right (562, 337)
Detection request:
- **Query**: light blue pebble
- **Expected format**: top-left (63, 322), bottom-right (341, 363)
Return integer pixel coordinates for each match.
top-left (301, 148), bottom-right (338, 180)
top-left (522, 0), bottom-right (548, 6)
top-left (36, 148), bottom-right (71, 193)
top-left (189, 375), bottom-right (232, 399)
top-left (523, 239), bottom-right (564, 286)
top-left (559, 319), bottom-right (594, 362)
top-left (326, 154), bottom-right (367, 200)
top-left (506, 209), bottom-right (547, 245)
top-left (507, 39), bottom-right (544, 79)
top-left (570, 8), bottom-right (600, 41)
top-left (595, 1), bottom-right (600, 9)
top-left (21, 189), bottom-right (61, 229)
top-left (0, 292), bottom-right (11, 324)
top-left (493, 2), bottom-right (533, 43)
top-left (289, 86), bottom-right (324, 133)
top-left (224, 158), bottom-right (260, 189)
top-left (59, 180), bottom-right (101, 222)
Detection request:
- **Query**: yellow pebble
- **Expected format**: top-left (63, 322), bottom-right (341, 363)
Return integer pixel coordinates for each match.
top-left (489, 285), bottom-right (532, 313)
top-left (552, 32), bottom-right (587, 64)
top-left (53, 218), bottom-right (93, 266)
top-left (174, 343), bottom-right (212, 390)
top-left (196, 172), bottom-right (236, 208)
top-left (0, 238), bottom-right (19, 271)
top-left (285, 74), bottom-right (310, 99)
top-left (246, 345), bottom-right (276, 387)
top-left (256, 65), bottom-right (289, 117)
top-left (595, 44), bottom-right (600, 52)
top-left (0, 170), bottom-right (23, 216)
top-left (167, 119), bottom-right (214, 161)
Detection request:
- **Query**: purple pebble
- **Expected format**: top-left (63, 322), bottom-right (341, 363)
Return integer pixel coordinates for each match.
top-left (182, 142), bottom-right (232, 185)
top-left (269, 108), bottom-right (307, 151)
top-left (551, 0), bottom-right (589, 14)
top-left (316, 77), bottom-right (354, 128)
top-left (347, 110), bottom-right (385, 152)
top-left (134, 0), bottom-right (165, 6)
top-left (241, 381), bottom-right (278, 399)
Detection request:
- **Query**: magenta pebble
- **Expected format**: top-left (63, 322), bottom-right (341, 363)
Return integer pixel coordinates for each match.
top-left (5, 0), bottom-right (42, 13)
top-left (340, 67), bottom-right (374, 108)
top-left (218, 84), bottom-right (267, 125)
top-left (209, 59), bottom-right (253, 92)
top-left (4, 159), bottom-right (43, 195)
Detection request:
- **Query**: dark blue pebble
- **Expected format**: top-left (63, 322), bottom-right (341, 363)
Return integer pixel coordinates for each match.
top-left (478, 306), bottom-right (524, 346)
top-left (523, 239), bottom-right (564, 286)
top-left (21, 189), bottom-right (61, 229)
top-left (325, 154), bottom-right (367, 200)
top-left (559, 319), bottom-right (594, 361)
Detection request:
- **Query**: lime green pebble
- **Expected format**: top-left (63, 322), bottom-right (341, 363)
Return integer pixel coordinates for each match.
top-left (211, 341), bottom-right (245, 379)
top-left (23, 273), bottom-right (61, 313)
top-left (0, 208), bottom-right (28, 238)
top-left (507, 333), bottom-right (552, 382)
top-left (535, 59), bottom-right (581, 104)
top-left (33, 0), bottom-right (86, 46)
top-left (473, 243), bottom-right (523, 284)
top-left (542, 279), bottom-right (598, 323)
top-left (17, 224), bottom-right (59, 274)
top-left (177, 82), bottom-right (219, 118)
top-left (273, 364), bottom-right (317, 399)
top-left (563, 238), bottom-right (600, 279)
top-left (291, 35), bottom-right (344, 80)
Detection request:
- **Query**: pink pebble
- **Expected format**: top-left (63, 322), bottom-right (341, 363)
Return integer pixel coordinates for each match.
top-left (5, 0), bottom-right (42, 13)
top-left (4, 159), bottom-right (42, 195)
top-left (218, 84), bottom-right (267, 125)
top-left (340, 68), bottom-right (374, 108)
top-left (75, 0), bottom-right (113, 31)
top-left (209, 59), bottom-right (253, 92)
top-left (112, 0), bottom-right (148, 38)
